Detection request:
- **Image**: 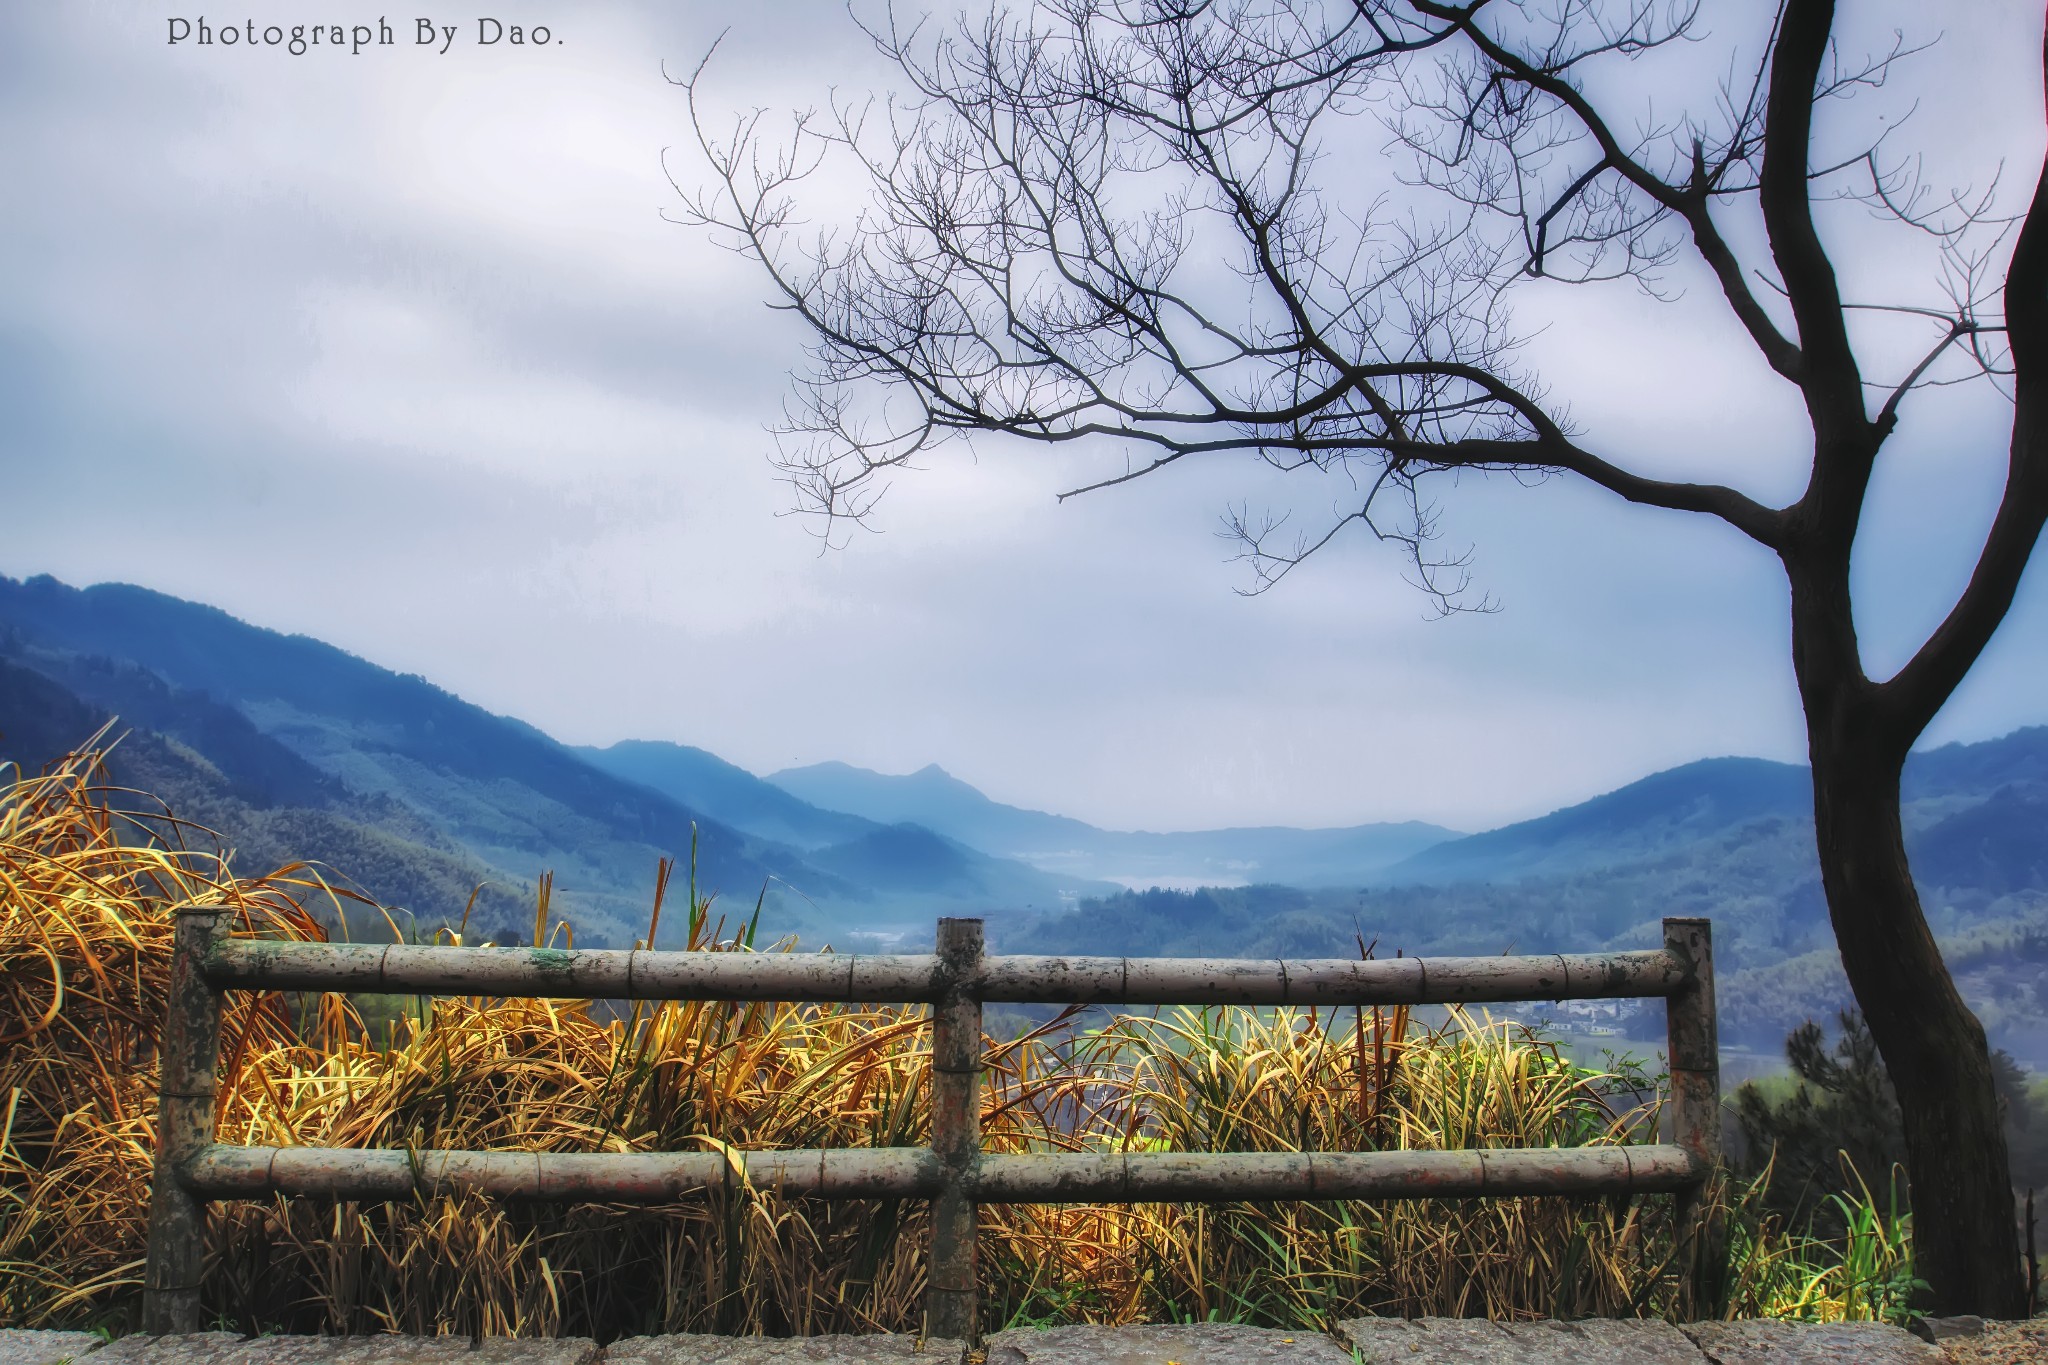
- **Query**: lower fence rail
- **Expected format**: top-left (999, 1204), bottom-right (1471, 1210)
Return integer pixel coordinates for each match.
top-left (143, 913), bottom-right (1722, 1341)
top-left (177, 1141), bottom-right (1704, 1204)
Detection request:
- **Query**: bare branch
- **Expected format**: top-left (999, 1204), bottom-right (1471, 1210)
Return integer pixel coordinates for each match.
top-left (680, 0), bottom-right (2014, 600)
top-left (1883, 27), bottom-right (2048, 736)
top-left (1757, 0), bottom-right (1869, 450)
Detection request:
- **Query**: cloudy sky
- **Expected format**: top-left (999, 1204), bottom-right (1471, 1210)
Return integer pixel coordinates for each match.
top-left (3, 1), bottom-right (2043, 832)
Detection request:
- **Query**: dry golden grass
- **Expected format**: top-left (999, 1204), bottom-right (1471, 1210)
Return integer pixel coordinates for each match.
top-left (0, 744), bottom-right (1912, 1338)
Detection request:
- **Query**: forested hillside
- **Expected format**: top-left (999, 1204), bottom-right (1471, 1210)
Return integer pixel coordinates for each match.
top-left (1002, 738), bottom-right (2048, 1065)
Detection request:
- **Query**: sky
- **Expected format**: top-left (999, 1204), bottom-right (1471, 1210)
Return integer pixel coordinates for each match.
top-left (2, 1), bottom-right (2043, 833)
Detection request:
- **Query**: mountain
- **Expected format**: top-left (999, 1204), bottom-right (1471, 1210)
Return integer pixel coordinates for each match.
top-left (768, 761), bottom-right (1101, 854)
top-left (0, 575), bottom-right (1114, 941)
top-left (0, 655), bottom-right (535, 934)
top-left (1382, 756), bottom-right (1814, 885)
top-left (1378, 730), bottom-right (2048, 889)
top-left (575, 742), bottom-right (1110, 911)
top-left (0, 577), bottom-right (859, 942)
top-left (767, 760), bottom-right (1458, 887)
top-left (1004, 729), bottom-right (2048, 1063)
top-left (805, 823), bottom-right (1094, 906)
top-left (772, 730), bottom-right (2048, 902)
top-left (576, 741), bottom-right (874, 850)
top-left (1906, 726), bottom-right (2048, 800)
top-left (1909, 784), bottom-right (2048, 895)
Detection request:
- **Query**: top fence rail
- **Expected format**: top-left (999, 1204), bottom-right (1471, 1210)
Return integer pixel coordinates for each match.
top-left (205, 938), bottom-right (1693, 1006)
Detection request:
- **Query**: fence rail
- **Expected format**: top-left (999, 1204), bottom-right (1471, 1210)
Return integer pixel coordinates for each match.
top-left (206, 937), bottom-right (1690, 1005)
top-left (144, 913), bottom-right (1722, 1341)
top-left (180, 1142), bottom-right (1704, 1204)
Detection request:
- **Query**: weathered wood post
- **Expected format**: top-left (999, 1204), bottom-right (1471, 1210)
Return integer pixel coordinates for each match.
top-left (1664, 915), bottom-right (1724, 1316)
top-left (143, 906), bottom-right (229, 1335)
top-left (925, 917), bottom-right (983, 1342)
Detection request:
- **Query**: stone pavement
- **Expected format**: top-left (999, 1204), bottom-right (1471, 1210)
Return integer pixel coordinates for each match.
top-left (0, 1319), bottom-right (1962, 1365)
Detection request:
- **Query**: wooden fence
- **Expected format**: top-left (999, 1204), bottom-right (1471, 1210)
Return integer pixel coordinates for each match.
top-left (143, 913), bottom-right (1721, 1340)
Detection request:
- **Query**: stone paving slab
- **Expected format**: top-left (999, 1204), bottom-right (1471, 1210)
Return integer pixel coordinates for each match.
top-left (90, 1336), bottom-right (600, 1365)
top-left (1340, 1316), bottom-right (1702, 1364)
top-left (603, 1336), bottom-right (961, 1364)
top-left (1932, 1318), bottom-right (2048, 1364)
top-left (983, 1324), bottom-right (1356, 1365)
top-left (9, 1321), bottom-right (1977, 1364)
top-left (1679, 1321), bottom-right (1944, 1364)
top-left (0, 1332), bottom-right (106, 1365)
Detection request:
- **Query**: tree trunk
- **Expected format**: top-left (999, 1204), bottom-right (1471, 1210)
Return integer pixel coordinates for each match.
top-left (1800, 667), bottom-right (2024, 1316)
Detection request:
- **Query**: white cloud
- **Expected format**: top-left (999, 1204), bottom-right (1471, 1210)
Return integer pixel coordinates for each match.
top-left (2, 0), bottom-right (2043, 834)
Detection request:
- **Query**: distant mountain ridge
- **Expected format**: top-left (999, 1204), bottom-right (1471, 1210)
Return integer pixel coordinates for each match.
top-left (769, 761), bottom-right (1106, 857)
top-left (0, 576), bottom-right (1105, 942)
top-left (569, 740), bottom-right (1104, 911)
top-left (766, 760), bottom-right (1459, 888)
top-left (575, 741), bottom-right (876, 851)
top-left (1382, 756), bottom-right (1815, 885)
top-left (0, 653), bottom-right (538, 931)
top-left (1376, 732), bottom-right (2048, 888)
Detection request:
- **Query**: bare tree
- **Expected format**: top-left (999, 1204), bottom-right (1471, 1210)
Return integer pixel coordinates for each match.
top-left (679, 0), bottom-right (2045, 1315)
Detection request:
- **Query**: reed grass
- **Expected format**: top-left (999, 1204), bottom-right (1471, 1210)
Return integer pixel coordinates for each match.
top-left (0, 744), bottom-right (1918, 1337)
top-left (1719, 1154), bottom-right (1922, 1324)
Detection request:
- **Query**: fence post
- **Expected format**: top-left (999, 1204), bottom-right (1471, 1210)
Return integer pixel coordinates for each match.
top-left (143, 907), bottom-right (229, 1335)
top-left (1664, 915), bottom-right (1724, 1316)
top-left (925, 917), bottom-right (984, 1343)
